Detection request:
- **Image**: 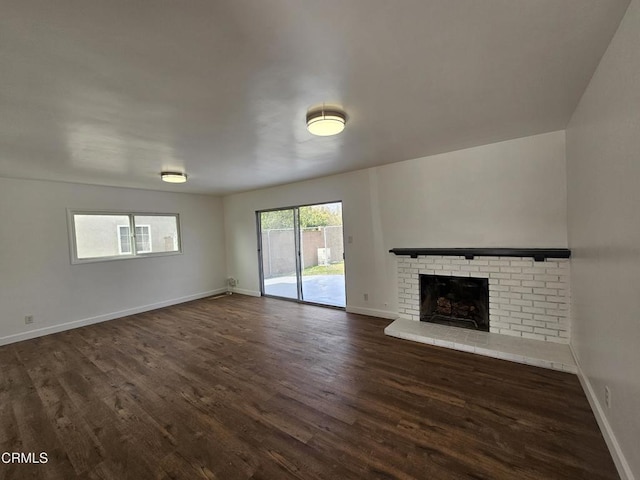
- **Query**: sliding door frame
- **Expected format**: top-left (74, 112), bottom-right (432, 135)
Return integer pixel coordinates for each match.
top-left (256, 201), bottom-right (345, 309)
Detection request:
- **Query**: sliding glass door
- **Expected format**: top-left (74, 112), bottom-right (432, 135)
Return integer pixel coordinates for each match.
top-left (258, 202), bottom-right (345, 308)
top-left (258, 208), bottom-right (300, 300)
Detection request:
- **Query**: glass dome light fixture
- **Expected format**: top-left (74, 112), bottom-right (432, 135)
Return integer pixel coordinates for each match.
top-left (306, 106), bottom-right (347, 136)
top-left (161, 171), bottom-right (188, 183)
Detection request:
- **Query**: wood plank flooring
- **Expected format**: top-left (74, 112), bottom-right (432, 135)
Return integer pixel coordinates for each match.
top-left (0, 295), bottom-right (618, 479)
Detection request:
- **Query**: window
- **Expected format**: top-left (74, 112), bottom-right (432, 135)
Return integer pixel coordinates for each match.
top-left (118, 225), bottom-right (151, 254)
top-left (69, 211), bottom-right (181, 263)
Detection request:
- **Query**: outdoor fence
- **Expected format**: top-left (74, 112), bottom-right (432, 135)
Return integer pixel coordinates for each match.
top-left (261, 225), bottom-right (344, 278)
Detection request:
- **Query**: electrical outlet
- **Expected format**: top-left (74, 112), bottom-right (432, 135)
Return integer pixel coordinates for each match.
top-left (604, 386), bottom-right (611, 409)
top-left (364, 293), bottom-right (369, 301)
top-left (24, 315), bottom-right (34, 325)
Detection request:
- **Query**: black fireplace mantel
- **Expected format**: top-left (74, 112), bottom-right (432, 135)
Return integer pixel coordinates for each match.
top-left (389, 247), bottom-right (571, 262)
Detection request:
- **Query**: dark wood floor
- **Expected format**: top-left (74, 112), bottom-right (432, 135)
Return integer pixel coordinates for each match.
top-left (0, 295), bottom-right (618, 480)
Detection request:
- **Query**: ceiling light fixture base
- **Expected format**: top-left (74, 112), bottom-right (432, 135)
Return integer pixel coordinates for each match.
top-left (161, 171), bottom-right (188, 183)
top-left (306, 107), bottom-right (347, 136)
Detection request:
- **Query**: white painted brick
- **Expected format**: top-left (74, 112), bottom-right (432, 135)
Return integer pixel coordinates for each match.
top-left (511, 324), bottom-right (533, 332)
top-left (534, 301), bottom-right (561, 309)
top-left (511, 274), bottom-right (534, 281)
top-left (503, 304), bottom-right (521, 312)
top-left (522, 293), bottom-right (546, 301)
top-left (451, 259), bottom-right (469, 265)
top-left (510, 286), bottom-right (533, 295)
top-left (395, 257), bottom-right (570, 344)
top-left (534, 327), bottom-right (560, 336)
top-left (523, 267), bottom-right (547, 274)
top-left (499, 292), bottom-right (521, 299)
top-left (510, 298), bottom-right (533, 307)
top-left (533, 288), bottom-right (557, 296)
top-left (490, 272), bottom-right (511, 280)
top-left (471, 259), bottom-right (489, 266)
top-left (535, 274), bottom-right (560, 282)
top-left (491, 322), bottom-right (511, 330)
top-left (549, 323), bottom-right (568, 331)
top-left (511, 311), bottom-right (534, 320)
top-left (543, 261), bottom-right (559, 269)
top-left (510, 260), bottom-right (533, 267)
top-left (522, 319), bottom-right (546, 328)
top-left (479, 266), bottom-right (501, 273)
top-left (489, 260), bottom-right (511, 266)
top-left (545, 296), bottom-right (568, 304)
top-left (491, 284), bottom-right (510, 292)
top-left (546, 267), bottom-right (568, 275)
top-left (522, 306), bottom-right (546, 315)
top-left (500, 266), bottom-right (523, 274)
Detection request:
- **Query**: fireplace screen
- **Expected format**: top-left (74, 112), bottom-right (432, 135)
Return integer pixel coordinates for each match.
top-left (420, 274), bottom-right (489, 331)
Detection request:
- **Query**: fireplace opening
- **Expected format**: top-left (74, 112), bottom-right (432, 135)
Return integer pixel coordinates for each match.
top-left (420, 274), bottom-right (489, 331)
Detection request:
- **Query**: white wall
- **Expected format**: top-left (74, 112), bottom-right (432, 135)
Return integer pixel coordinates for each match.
top-left (566, 0), bottom-right (639, 478)
top-left (0, 177), bottom-right (227, 345)
top-left (224, 130), bottom-right (567, 318)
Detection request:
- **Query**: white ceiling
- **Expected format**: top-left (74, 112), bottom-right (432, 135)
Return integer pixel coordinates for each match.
top-left (0, 0), bottom-right (630, 195)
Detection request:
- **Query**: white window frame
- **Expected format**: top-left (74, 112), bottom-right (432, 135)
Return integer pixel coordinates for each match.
top-left (117, 224), bottom-right (133, 254)
top-left (117, 224), bottom-right (152, 254)
top-left (67, 210), bottom-right (182, 264)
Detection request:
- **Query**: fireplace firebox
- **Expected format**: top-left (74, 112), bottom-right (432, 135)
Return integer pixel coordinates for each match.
top-left (420, 274), bottom-right (489, 331)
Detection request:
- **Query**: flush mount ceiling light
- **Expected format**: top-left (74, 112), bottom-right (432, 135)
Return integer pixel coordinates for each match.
top-left (306, 107), bottom-right (347, 136)
top-left (161, 171), bottom-right (187, 183)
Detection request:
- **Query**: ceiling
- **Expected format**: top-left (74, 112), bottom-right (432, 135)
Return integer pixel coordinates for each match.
top-left (0, 0), bottom-right (630, 195)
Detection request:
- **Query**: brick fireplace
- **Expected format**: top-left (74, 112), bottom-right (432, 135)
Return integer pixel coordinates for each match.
top-left (395, 254), bottom-right (570, 344)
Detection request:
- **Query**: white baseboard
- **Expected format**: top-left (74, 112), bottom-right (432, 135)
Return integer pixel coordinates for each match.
top-left (231, 288), bottom-right (261, 297)
top-left (0, 288), bottom-right (227, 347)
top-left (346, 305), bottom-right (398, 320)
top-left (570, 345), bottom-right (635, 480)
